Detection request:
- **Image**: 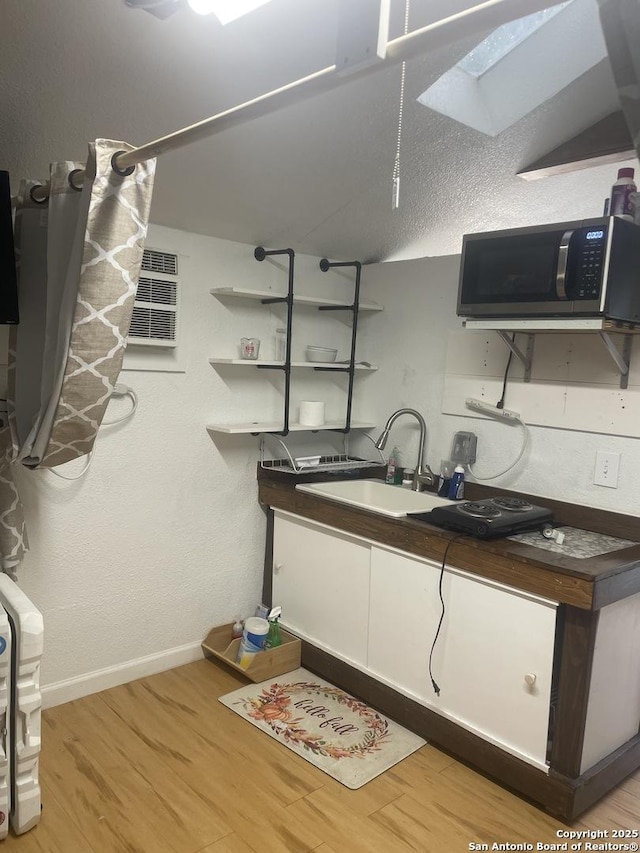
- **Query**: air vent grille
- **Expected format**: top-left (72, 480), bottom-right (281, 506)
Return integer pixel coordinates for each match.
top-left (129, 248), bottom-right (179, 348)
top-left (129, 307), bottom-right (177, 342)
top-left (141, 249), bottom-right (178, 276)
top-left (135, 277), bottom-right (177, 306)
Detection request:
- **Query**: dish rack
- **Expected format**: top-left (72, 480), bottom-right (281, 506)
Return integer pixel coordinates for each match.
top-left (260, 433), bottom-right (385, 475)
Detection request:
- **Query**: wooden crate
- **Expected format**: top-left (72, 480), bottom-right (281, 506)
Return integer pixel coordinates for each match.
top-left (201, 622), bottom-right (301, 682)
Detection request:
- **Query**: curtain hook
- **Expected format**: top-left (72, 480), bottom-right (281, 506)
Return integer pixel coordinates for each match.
top-left (111, 151), bottom-right (136, 178)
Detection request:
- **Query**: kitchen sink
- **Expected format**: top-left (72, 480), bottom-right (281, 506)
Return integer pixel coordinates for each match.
top-left (295, 479), bottom-right (456, 518)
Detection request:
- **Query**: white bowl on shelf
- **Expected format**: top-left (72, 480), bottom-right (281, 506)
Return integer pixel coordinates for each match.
top-left (306, 346), bottom-right (338, 363)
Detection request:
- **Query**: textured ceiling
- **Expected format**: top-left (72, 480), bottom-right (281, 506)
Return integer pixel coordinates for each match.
top-left (0, 0), bottom-right (629, 262)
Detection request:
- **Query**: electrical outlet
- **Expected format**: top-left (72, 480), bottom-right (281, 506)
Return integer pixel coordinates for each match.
top-left (593, 451), bottom-right (620, 488)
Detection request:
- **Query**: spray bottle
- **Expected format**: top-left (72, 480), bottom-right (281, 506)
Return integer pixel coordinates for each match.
top-left (266, 605), bottom-right (282, 648)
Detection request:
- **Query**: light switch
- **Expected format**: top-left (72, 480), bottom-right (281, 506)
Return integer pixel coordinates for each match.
top-left (593, 451), bottom-right (620, 488)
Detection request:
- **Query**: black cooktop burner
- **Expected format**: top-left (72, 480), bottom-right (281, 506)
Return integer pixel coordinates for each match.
top-left (457, 502), bottom-right (501, 519)
top-left (491, 496), bottom-right (534, 512)
top-left (419, 495), bottom-right (554, 539)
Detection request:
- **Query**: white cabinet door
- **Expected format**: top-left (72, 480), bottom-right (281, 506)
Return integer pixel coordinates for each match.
top-left (369, 546), bottom-right (558, 768)
top-left (367, 547), bottom-right (442, 699)
top-left (272, 512), bottom-right (370, 667)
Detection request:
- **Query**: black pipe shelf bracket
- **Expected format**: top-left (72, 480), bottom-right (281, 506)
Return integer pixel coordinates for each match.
top-left (318, 258), bottom-right (362, 434)
top-left (254, 246), bottom-right (295, 436)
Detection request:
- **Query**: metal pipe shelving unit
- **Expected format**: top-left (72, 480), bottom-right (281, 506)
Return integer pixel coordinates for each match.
top-left (253, 249), bottom-right (365, 437)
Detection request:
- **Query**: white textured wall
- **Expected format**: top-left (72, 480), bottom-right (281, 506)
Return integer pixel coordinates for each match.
top-left (15, 225), bottom-right (355, 702)
top-left (358, 255), bottom-right (640, 515)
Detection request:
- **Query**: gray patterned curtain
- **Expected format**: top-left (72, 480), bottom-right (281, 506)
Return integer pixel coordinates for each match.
top-left (0, 429), bottom-right (27, 572)
top-left (3, 139), bottom-right (156, 569)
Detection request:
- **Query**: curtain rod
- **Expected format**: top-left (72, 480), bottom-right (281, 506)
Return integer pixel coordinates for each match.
top-left (30, 0), bottom-right (552, 202)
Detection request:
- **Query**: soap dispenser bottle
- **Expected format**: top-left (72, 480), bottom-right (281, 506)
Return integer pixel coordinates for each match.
top-left (385, 446), bottom-right (400, 484)
top-left (448, 465), bottom-right (465, 500)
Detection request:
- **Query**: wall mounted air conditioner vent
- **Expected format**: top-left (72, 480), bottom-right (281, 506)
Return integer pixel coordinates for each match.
top-left (129, 249), bottom-right (179, 348)
top-left (141, 249), bottom-right (178, 276)
top-left (136, 277), bottom-right (177, 306)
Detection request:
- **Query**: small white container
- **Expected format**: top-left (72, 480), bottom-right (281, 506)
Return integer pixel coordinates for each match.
top-left (236, 616), bottom-right (269, 669)
top-left (306, 346), bottom-right (337, 363)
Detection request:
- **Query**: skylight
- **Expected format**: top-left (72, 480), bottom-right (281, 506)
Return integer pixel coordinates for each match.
top-left (417, 0), bottom-right (606, 137)
top-left (456, 2), bottom-right (573, 77)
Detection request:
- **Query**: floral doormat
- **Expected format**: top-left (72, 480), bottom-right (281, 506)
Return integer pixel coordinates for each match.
top-left (218, 668), bottom-right (426, 789)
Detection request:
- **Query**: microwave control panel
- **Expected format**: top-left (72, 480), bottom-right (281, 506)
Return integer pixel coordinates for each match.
top-left (573, 228), bottom-right (607, 300)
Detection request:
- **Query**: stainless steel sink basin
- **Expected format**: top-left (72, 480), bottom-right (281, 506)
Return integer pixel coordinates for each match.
top-left (295, 479), bottom-right (456, 518)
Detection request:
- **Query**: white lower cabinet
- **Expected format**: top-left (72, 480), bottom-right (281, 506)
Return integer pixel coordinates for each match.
top-left (272, 512), bottom-right (370, 667)
top-left (368, 547), bottom-right (558, 768)
top-left (272, 512), bottom-right (558, 768)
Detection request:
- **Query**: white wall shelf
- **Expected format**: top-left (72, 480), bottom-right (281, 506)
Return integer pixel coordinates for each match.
top-left (210, 286), bottom-right (383, 313)
top-left (206, 420), bottom-right (376, 435)
top-left (208, 358), bottom-right (377, 371)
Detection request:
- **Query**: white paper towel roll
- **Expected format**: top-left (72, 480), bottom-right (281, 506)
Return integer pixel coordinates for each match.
top-left (299, 401), bottom-right (325, 426)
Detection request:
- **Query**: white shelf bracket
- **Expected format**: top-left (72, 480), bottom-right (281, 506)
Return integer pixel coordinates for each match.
top-left (496, 332), bottom-right (535, 383)
top-left (598, 332), bottom-right (633, 388)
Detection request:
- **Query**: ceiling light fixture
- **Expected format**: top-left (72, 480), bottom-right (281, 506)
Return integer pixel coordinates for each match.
top-left (187, 0), bottom-right (273, 24)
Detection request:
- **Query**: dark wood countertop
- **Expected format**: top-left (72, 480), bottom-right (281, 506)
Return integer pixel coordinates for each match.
top-left (257, 467), bottom-right (640, 611)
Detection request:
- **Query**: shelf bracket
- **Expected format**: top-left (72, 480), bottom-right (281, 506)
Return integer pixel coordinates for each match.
top-left (260, 295), bottom-right (289, 305)
top-left (599, 331), bottom-right (633, 389)
top-left (496, 332), bottom-right (535, 383)
top-left (312, 366), bottom-right (350, 373)
top-left (317, 304), bottom-right (355, 312)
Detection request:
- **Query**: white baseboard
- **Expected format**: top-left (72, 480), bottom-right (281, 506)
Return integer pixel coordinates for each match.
top-left (41, 641), bottom-right (205, 709)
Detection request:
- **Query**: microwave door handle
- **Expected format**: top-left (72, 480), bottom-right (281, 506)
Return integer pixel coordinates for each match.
top-left (556, 229), bottom-right (574, 300)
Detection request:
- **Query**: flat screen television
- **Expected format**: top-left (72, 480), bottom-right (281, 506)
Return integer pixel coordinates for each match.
top-left (0, 171), bottom-right (19, 325)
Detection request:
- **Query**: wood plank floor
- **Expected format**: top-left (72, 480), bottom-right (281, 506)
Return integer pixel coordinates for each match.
top-left (4, 659), bottom-right (639, 852)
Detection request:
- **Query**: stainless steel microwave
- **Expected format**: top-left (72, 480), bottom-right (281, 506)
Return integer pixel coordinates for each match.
top-left (457, 216), bottom-right (640, 322)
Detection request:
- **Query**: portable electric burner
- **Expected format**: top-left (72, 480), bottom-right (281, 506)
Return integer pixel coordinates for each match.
top-left (424, 496), bottom-right (554, 539)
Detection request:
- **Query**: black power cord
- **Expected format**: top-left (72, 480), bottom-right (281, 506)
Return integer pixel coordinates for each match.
top-left (428, 534), bottom-right (465, 696)
top-left (496, 334), bottom-right (515, 409)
